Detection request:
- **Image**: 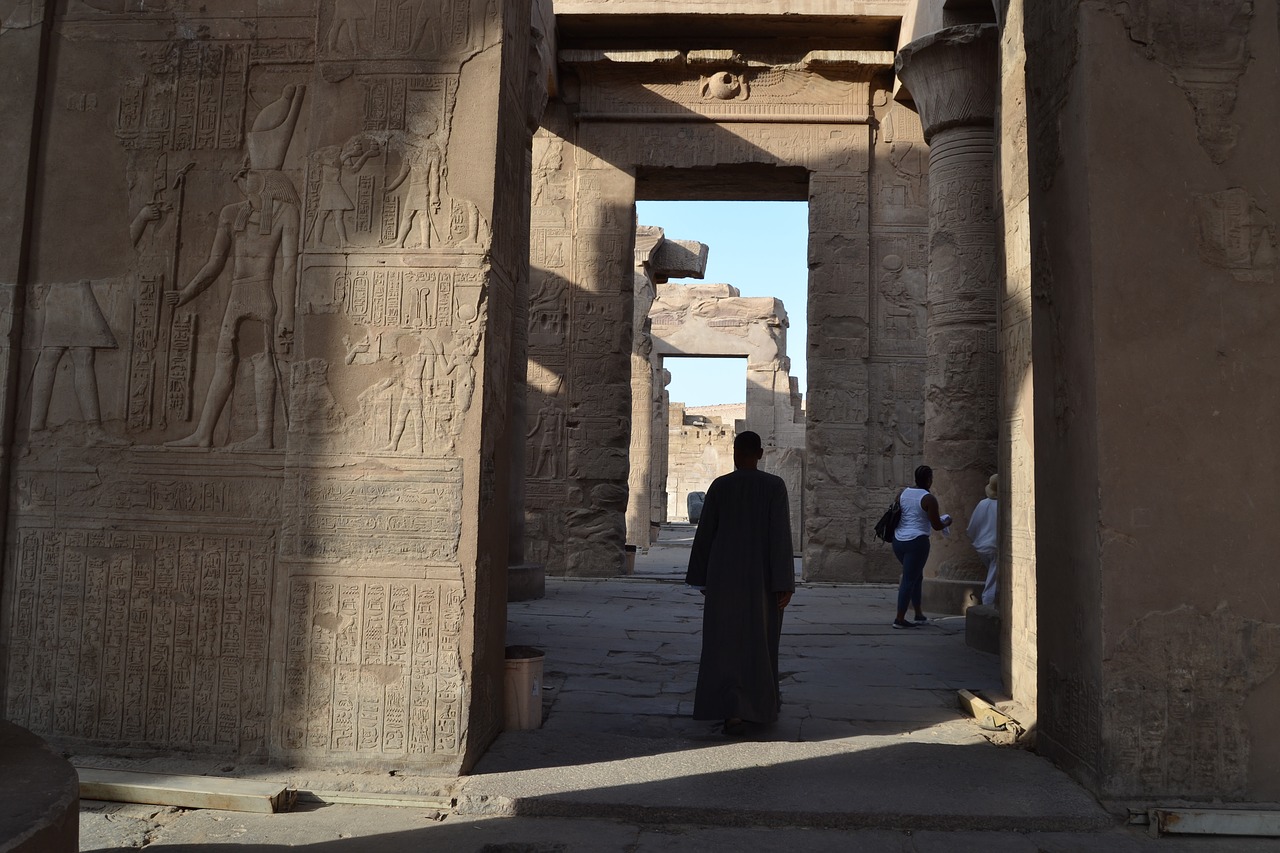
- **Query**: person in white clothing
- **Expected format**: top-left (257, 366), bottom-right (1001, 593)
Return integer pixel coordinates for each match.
top-left (968, 474), bottom-right (999, 606)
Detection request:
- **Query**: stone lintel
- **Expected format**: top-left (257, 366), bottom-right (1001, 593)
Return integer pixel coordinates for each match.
top-left (651, 239), bottom-right (709, 282)
top-left (634, 228), bottom-right (710, 282)
top-left (559, 49), bottom-right (685, 66)
top-left (894, 24), bottom-right (998, 143)
top-left (562, 48), bottom-right (894, 76)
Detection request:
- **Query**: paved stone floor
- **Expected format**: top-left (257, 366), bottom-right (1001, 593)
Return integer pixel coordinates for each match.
top-left (76, 528), bottom-right (1278, 850)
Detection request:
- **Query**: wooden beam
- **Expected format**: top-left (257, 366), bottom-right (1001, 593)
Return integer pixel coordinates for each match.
top-left (77, 768), bottom-right (294, 814)
top-left (1150, 808), bottom-right (1280, 838)
top-left (956, 689), bottom-right (1015, 732)
top-left (297, 790), bottom-right (454, 810)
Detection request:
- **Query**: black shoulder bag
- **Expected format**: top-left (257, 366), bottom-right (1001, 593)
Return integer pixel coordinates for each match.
top-left (873, 496), bottom-right (902, 543)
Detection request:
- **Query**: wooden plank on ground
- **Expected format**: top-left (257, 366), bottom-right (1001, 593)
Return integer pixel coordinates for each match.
top-left (1150, 808), bottom-right (1280, 838)
top-left (298, 790), bottom-right (454, 810)
top-left (957, 689), bottom-right (1014, 731)
top-left (77, 768), bottom-right (294, 814)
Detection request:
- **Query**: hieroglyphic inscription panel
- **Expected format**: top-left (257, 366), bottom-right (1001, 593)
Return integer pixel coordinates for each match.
top-left (6, 529), bottom-right (272, 755)
top-left (282, 457), bottom-right (463, 567)
top-left (281, 577), bottom-right (465, 759)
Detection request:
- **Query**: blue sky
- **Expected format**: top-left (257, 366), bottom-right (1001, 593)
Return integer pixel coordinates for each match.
top-left (635, 200), bottom-right (809, 408)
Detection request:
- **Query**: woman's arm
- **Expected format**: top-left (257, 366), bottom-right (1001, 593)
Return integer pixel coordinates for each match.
top-left (920, 493), bottom-right (952, 530)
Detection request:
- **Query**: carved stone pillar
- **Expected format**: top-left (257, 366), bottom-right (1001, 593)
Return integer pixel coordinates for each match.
top-left (896, 24), bottom-right (999, 604)
top-left (1, 0), bottom-right (531, 776)
top-left (626, 226), bottom-right (664, 550)
top-left (563, 159), bottom-right (636, 576)
top-left (652, 367), bottom-right (671, 525)
top-left (525, 115), bottom-right (636, 578)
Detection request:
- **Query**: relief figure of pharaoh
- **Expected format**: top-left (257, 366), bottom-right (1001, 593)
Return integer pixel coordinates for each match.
top-left (166, 84), bottom-right (305, 450)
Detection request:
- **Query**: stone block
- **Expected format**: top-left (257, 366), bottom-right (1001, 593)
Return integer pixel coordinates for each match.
top-left (965, 604), bottom-right (1001, 656)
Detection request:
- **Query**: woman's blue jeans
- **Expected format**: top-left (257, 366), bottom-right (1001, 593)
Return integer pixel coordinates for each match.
top-left (892, 535), bottom-right (930, 614)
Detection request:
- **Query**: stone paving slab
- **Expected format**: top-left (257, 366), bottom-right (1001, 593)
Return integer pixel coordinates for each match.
top-left (459, 729), bottom-right (1111, 832)
top-left (80, 806), bottom-right (1280, 851)
top-left (458, 576), bottom-right (1110, 833)
top-left (78, 807), bottom-right (1280, 852)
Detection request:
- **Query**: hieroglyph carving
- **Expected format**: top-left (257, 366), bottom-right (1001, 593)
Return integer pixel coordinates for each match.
top-left (282, 458), bottom-right (463, 566)
top-left (6, 529), bottom-right (273, 753)
top-left (1194, 187), bottom-right (1276, 283)
top-left (282, 578), bottom-right (466, 757)
top-left (322, 0), bottom-right (484, 60)
top-left (302, 264), bottom-right (484, 454)
top-left (300, 76), bottom-right (488, 254)
top-left (527, 401), bottom-right (566, 478)
top-left (1117, 0), bottom-right (1253, 164)
top-left (116, 43), bottom-right (251, 153)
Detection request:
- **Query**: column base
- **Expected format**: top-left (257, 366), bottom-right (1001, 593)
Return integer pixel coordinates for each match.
top-left (508, 563), bottom-right (546, 602)
top-left (922, 577), bottom-right (983, 615)
top-left (965, 603), bottom-right (1001, 655)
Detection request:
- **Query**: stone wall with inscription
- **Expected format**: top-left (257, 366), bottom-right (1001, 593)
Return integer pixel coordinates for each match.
top-left (1025, 0), bottom-right (1280, 802)
top-left (0, 0), bottom-right (530, 773)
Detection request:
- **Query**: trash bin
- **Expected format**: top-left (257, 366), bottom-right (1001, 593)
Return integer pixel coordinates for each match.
top-left (503, 645), bottom-right (545, 731)
top-left (624, 543), bottom-right (637, 574)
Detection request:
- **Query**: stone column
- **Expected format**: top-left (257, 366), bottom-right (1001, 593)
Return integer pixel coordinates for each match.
top-left (507, 3), bottom-right (557, 603)
top-left (652, 367), bottom-right (671, 524)
top-left (805, 167), bottom-right (873, 583)
top-left (1025, 0), bottom-right (1280, 803)
top-left (896, 24), bottom-right (999, 607)
top-left (563, 159), bottom-right (636, 576)
top-left (525, 117), bottom-right (637, 578)
top-left (626, 226), bottom-right (664, 550)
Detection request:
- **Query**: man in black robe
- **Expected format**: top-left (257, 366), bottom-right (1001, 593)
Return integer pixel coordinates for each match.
top-left (686, 430), bottom-right (795, 736)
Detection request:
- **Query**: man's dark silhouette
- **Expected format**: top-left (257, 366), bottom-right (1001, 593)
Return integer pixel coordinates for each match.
top-left (686, 430), bottom-right (795, 736)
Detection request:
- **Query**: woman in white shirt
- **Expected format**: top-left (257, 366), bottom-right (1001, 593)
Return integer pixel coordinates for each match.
top-left (891, 465), bottom-right (951, 629)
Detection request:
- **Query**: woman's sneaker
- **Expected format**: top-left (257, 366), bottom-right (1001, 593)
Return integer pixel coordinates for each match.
top-left (891, 619), bottom-right (916, 629)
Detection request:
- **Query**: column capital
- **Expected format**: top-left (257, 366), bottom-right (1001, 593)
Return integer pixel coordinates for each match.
top-left (895, 24), bottom-right (999, 143)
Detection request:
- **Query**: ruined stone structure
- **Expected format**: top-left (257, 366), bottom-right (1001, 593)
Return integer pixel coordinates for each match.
top-left (627, 227), bottom-right (709, 550)
top-left (665, 404), bottom-right (737, 523)
top-left (649, 283), bottom-right (806, 550)
top-left (3, 0), bottom-right (1279, 808)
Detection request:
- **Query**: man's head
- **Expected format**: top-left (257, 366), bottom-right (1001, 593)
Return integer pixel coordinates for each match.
top-left (914, 465), bottom-right (933, 489)
top-left (733, 431), bottom-right (764, 470)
